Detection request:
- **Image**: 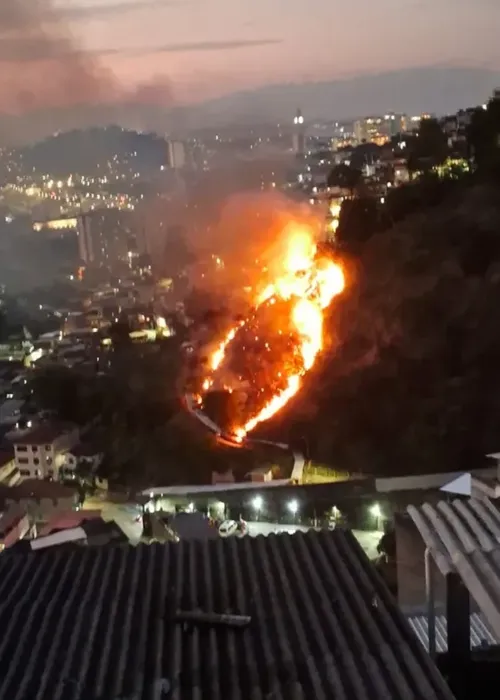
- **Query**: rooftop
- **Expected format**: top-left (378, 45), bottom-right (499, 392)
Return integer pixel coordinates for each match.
top-left (0, 530), bottom-right (453, 700)
top-left (0, 478), bottom-right (78, 502)
top-left (12, 422), bottom-right (77, 446)
top-left (408, 497), bottom-right (500, 640)
top-left (38, 510), bottom-right (102, 536)
top-left (407, 612), bottom-right (500, 653)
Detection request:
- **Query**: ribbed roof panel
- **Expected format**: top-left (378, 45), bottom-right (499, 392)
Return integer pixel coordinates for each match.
top-left (0, 530), bottom-right (453, 700)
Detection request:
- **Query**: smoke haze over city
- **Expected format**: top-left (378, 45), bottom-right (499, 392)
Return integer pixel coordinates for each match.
top-left (1, 0), bottom-right (500, 141)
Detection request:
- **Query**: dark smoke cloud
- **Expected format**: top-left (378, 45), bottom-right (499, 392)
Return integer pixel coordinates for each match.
top-left (0, 0), bottom-right (175, 143)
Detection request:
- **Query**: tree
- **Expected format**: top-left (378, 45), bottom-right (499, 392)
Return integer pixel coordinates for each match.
top-left (467, 97), bottom-right (500, 175)
top-left (31, 367), bottom-right (104, 425)
top-left (109, 317), bottom-right (132, 351)
top-left (335, 197), bottom-right (382, 251)
top-left (202, 390), bottom-right (244, 433)
top-left (406, 118), bottom-right (448, 175)
top-left (327, 164), bottom-right (363, 195)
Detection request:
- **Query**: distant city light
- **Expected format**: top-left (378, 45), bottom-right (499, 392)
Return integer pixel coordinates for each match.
top-left (288, 499), bottom-right (299, 515)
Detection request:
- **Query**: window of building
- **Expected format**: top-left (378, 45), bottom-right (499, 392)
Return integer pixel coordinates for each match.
top-left (46, 457), bottom-right (53, 466)
top-left (19, 469), bottom-right (30, 476)
top-left (45, 445), bottom-right (52, 451)
top-left (32, 446), bottom-right (38, 452)
top-left (17, 457), bottom-right (29, 465)
top-left (33, 458), bottom-right (39, 465)
top-left (16, 445), bottom-right (28, 452)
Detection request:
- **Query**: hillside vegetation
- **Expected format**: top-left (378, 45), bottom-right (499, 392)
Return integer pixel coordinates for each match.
top-left (264, 180), bottom-right (500, 475)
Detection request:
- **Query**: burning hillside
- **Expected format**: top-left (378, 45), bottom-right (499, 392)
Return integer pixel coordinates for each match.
top-left (195, 222), bottom-right (346, 438)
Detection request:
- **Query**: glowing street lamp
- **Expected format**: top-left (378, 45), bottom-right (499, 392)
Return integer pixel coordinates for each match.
top-left (288, 499), bottom-right (299, 516)
top-left (252, 496), bottom-right (263, 513)
top-left (370, 503), bottom-right (382, 530)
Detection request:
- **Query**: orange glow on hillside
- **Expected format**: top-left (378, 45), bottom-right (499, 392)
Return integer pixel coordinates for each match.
top-left (200, 223), bottom-right (345, 436)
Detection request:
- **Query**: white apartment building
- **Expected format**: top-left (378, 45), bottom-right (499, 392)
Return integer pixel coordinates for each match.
top-left (13, 424), bottom-right (80, 481)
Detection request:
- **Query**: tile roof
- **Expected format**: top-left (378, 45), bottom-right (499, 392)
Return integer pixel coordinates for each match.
top-left (407, 497), bottom-right (500, 640)
top-left (38, 510), bottom-right (103, 536)
top-left (0, 530), bottom-right (453, 700)
top-left (407, 612), bottom-right (500, 653)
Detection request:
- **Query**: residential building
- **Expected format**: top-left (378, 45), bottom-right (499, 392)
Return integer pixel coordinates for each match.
top-left (354, 113), bottom-right (407, 145)
top-left (62, 442), bottom-right (103, 480)
top-left (167, 140), bottom-right (186, 169)
top-left (0, 530), bottom-right (454, 699)
top-left (77, 209), bottom-right (136, 266)
top-left (0, 479), bottom-right (79, 522)
top-left (0, 336), bottom-right (33, 364)
top-left (9, 518), bottom-right (127, 553)
top-left (12, 423), bottom-right (79, 480)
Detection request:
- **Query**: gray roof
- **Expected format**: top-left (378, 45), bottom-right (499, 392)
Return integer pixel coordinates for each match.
top-left (407, 497), bottom-right (500, 639)
top-left (0, 530), bottom-right (454, 700)
top-left (407, 612), bottom-right (499, 653)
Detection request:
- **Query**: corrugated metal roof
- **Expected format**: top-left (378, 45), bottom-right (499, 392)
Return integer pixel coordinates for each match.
top-left (407, 612), bottom-right (499, 653)
top-left (0, 530), bottom-right (454, 700)
top-left (407, 497), bottom-right (500, 640)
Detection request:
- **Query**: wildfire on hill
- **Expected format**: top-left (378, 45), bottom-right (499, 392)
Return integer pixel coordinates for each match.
top-left (199, 223), bottom-right (346, 438)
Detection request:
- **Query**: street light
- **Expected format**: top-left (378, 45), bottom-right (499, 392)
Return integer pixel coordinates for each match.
top-left (252, 496), bottom-right (263, 512)
top-left (370, 503), bottom-right (382, 530)
top-left (288, 499), bottom-right (299, 516)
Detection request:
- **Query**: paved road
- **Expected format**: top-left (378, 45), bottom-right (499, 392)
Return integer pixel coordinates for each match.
top-left (248, 522), bottom-right (309, 536)
top-left (82, 496), bottom-right (382, 557)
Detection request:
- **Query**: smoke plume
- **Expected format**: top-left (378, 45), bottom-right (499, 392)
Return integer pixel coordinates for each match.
top-left (0, 0), bottom-right (174, 143)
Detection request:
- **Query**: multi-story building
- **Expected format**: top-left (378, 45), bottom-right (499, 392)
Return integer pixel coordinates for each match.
top-left (354, 114), bottom-right (407, 145)
top-left (12, 423), bottom-right (80, 481)
top-left (167, 141), bottom-right (186, 169)
top-left (77, 209), bottom-right (137, 266)
top-left (293, 109), bottom-right (306, 156)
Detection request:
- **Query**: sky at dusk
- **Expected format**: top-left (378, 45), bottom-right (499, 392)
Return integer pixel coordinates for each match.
top-left (0, 0), bottom-right (500, 143)
top-left (62, 0), bottom-right (500, 103)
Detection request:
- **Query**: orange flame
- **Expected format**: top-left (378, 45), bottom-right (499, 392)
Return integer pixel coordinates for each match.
top-left (201, 224), bottom-right (345, 437)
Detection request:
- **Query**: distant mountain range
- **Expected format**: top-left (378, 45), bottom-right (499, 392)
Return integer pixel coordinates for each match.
top-left (2, 65), bottom-right (500, 146)
top-left (184, 66), bottom-right (500, 129)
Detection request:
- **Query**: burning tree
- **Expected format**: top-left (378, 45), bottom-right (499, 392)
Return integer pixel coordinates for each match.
top-left (197, 224), bottom-right (345, 436)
